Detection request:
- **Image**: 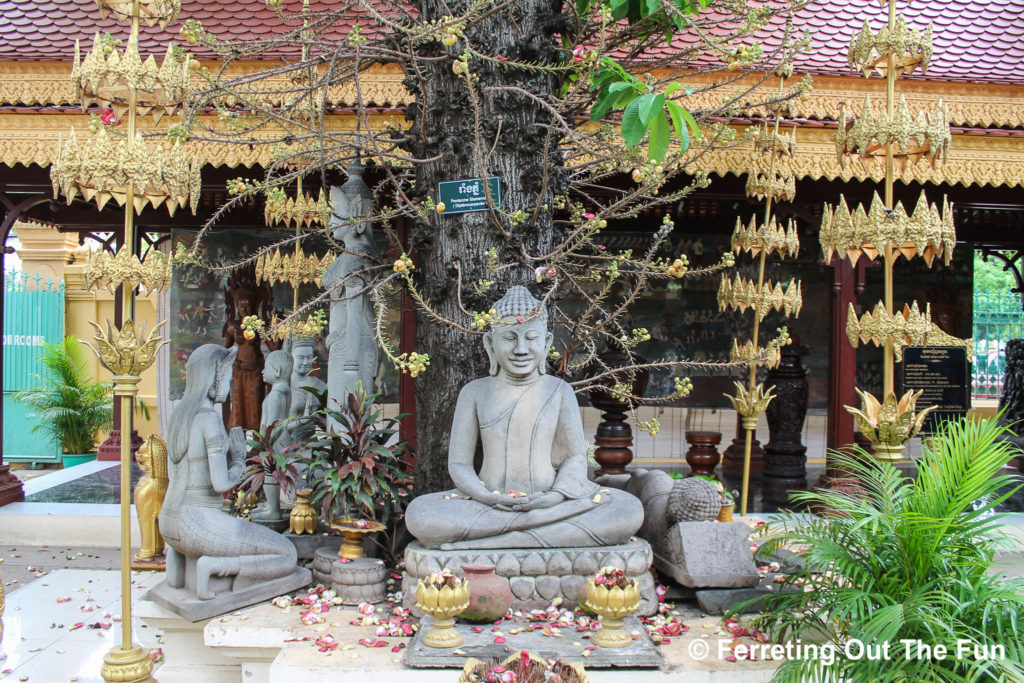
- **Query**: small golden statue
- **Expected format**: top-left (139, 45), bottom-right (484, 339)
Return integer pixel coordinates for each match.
top-left (132, 433), bottom-right (168, 570)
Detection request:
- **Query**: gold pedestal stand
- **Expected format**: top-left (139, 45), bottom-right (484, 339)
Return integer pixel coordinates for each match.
top-left (330, 518), bottom-right (386, 559)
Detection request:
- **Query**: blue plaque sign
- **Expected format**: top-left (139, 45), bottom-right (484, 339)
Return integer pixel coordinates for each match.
top-left (437, 177), bottom-right (501, 215)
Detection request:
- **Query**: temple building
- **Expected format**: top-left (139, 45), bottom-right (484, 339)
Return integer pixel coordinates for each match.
top-left (1, 0), bottom-right (1023, 507)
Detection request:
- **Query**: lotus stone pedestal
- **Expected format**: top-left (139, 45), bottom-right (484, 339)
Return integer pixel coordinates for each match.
top-left (402, 539), bottom-right (657, 616)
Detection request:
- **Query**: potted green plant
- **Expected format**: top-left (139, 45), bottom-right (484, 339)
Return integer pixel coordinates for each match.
top-left (13, 336), bottom-right (112, 467)
top-left (237, 419), bottom-right (302, 523)
top-left (301, 381), bottom-right (412, 558)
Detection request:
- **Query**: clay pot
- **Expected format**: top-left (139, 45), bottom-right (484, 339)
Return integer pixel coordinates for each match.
top-left (459, 563), bottom-right (511, 622)
top-left (717, 502), bottom-right (734, 522)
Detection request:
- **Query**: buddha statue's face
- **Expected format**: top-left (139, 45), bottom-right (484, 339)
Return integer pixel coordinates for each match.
top-left (292, 346), bottom-right (315, 376)
top-left (486, 319), bottom-right (553, 379)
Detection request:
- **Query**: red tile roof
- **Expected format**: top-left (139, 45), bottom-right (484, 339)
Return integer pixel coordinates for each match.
top-left (1, 0), bottom-right (1022, 84)
top-left (785, 0), bottom-right (1024, 85)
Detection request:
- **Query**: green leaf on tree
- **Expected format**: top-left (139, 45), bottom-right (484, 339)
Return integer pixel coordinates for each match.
top-left (621, 98), bottom-right (645, 146)
top-left (647, 113), bottom-right (670, 162)
top-left (636, 93), bottom-right (664, 127)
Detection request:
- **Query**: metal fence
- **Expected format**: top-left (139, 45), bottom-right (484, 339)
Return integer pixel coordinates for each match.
top-left (3, 273), bottom-right (65, 462)
top-left (972, 292), bottom-right (1024, 401)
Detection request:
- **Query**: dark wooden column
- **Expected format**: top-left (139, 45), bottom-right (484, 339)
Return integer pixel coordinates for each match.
top-left (818, 255), bottom-right (859, 489)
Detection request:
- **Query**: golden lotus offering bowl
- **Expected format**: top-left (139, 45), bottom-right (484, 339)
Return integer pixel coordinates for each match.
top-left (415, 578), bottom-right (470, 648)
top-left (330, 518), bottom-right (386, 559)
top-left (584, 577), bottom-right (641, 648)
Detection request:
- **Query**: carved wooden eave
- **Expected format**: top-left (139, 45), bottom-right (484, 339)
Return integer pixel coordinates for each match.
top-left (672, 71), bottom-right (1024, 130)
top-left (701, 123), bottom-right (1024, 189)
top-left (0, 60), bottom-right (413, 109)
top-left (1, 60), bottom-right (1023, 187)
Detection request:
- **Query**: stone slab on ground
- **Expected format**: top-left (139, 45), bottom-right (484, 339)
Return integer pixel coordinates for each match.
top-left (403, 539), bottom-right (658, 616)
top-left (404, 615), bottom-right (663, 668)
top-left (137, 598), bottom-right (255, 683)
top-left (147, 566), bottom-right (311, 622)
top-left (654, 521), bottom-right (759, 589)
top-left (193, 592), bottom-right (776, 682)
top-left (695, 587), bottom-right (773, 615)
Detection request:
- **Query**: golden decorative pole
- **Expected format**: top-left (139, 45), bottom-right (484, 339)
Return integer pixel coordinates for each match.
top-left (823, 0), bottom-right (954, 460)
top-left (51, 1), bottom-right (197, 680)
top-left (253, 2), bottom-right (334, 332)
top-left (720, 66), bottom-right (802, 516)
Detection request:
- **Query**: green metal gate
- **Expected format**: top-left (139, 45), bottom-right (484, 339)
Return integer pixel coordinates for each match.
top-left (972, 292), bottom-right (1024, 401)
top-left (3, 273), bottom-right (65, 463)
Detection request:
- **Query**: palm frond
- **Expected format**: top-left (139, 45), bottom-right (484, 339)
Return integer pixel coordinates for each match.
top-left (754, 417), bottom-right (1024, 683)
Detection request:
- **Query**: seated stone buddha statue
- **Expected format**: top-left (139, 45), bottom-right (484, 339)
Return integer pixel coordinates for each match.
top-left (405, 286), bottom-right (643, 550)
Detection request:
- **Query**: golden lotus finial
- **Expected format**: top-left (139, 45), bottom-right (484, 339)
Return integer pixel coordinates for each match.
top-left (88, 319), bottom-right (167, 377)
top-left (846, 388), bottom-right (936, 459)
top-left (725, 381), bottom-right (776, 420)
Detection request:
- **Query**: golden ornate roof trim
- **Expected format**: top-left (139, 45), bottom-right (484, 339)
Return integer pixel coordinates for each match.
top-left (2, 112), bottom-right (1022, 188)
top-left (697, 124), bottom-right (1024, 189)
top-left (0, 112), bottom-right (397, 169)
top-left (2, 60), bottom-right (1022, 128)
top-left (0, 60), bottom-right (412, 109)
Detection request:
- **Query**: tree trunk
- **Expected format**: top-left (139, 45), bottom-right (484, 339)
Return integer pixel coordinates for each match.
top-left (401, 0), bottom-right (569, 493)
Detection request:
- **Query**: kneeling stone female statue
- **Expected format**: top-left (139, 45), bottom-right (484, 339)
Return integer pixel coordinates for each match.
top-left (149, 344), bottom-right (309, 621)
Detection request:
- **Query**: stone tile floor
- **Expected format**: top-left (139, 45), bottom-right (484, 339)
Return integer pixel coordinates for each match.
top-left (1, 536), bottom-right (1021, 683)
top-left (1, 565), bottom-right (164, 683)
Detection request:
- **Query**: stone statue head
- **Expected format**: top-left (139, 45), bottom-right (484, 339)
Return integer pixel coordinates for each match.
top-left (483, 286), bottom-right (553, 378)
top-left (264, 349), bottom-right (293, 385)
top-left (167, 344), bottom-right (237, 463)
top-left (208, 347), bottom-right (236, 403)
top-left (291, 338), bottom-right (316, 376)
top-left (329, 160), bottom-right (373, 243)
